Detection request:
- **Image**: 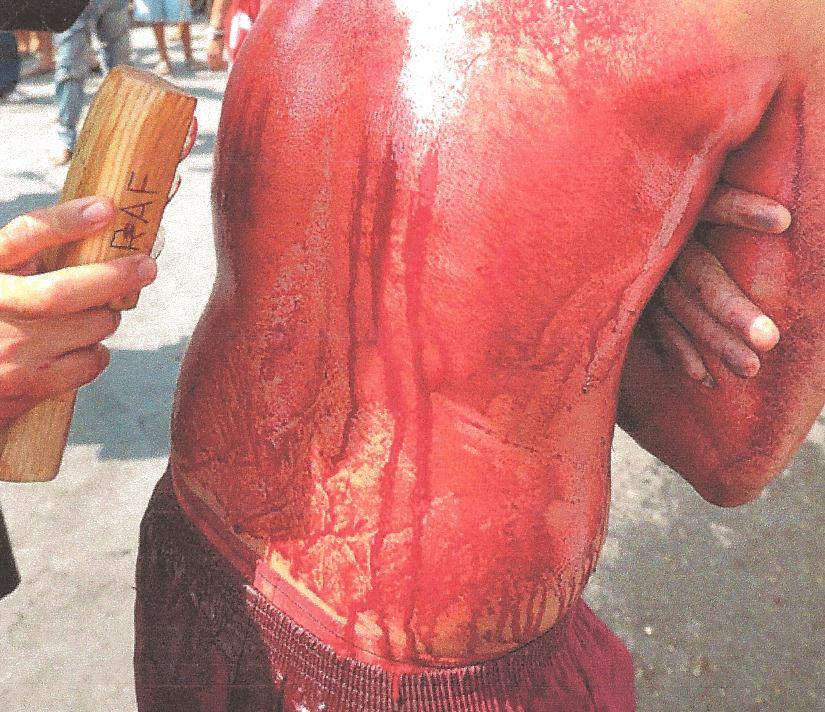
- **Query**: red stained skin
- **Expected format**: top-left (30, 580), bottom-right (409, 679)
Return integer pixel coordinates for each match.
top-left (169, 0), bottom-right (824, 667)
top-left (619, 80), bottom-right (825, 506)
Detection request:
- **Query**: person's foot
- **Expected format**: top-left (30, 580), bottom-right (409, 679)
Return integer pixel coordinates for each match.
top-left (21, 60), bottom-right (56, 78)
top-left (154, 60), bottom-right (172, 76)
top-left (48, 145), bottom-right (73, 167)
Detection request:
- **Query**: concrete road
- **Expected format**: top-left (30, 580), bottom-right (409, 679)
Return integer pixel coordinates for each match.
top-left (0, 23), bottom-right (822, 712)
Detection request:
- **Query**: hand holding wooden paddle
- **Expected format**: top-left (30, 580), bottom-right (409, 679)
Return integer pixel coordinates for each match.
top-left (0, 66), bottom-right (195, 482)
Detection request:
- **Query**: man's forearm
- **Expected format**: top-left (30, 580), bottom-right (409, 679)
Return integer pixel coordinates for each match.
top-left (619, 77), bottom-right (825, 507)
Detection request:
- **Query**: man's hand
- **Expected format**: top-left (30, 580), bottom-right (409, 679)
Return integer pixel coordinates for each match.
top-left (0, 197), bottom-right (157, 425)
top-left (648, 184), bottom-right (790, 384)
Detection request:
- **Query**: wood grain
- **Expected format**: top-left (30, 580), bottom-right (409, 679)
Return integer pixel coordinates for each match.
top-left (0, 66), bottom-right (196, 482)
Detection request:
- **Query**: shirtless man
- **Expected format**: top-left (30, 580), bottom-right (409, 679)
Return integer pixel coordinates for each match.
top-left (128, 1), bottom-right (823, 709)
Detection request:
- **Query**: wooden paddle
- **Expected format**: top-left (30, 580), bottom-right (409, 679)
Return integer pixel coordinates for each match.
top-left (0, 66), bottom-right (196, 482)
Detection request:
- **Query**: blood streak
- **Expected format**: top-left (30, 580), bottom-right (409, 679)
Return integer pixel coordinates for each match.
top-left (364, 144), bottom-right (403, 660)
top-left (399, 148), bottom-right (439, 658)
top-left (332, 137), bottom-right (371, 467)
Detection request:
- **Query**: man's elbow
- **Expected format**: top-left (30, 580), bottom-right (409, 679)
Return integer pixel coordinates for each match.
top-left (620, 410), bottom-right (802, 507)
top-left (681, 453), bottom-right (783, 508)
top-left (692, 480), bottom-right (765, 508)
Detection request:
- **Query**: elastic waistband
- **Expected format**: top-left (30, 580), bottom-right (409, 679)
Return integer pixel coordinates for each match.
top-left (148, 469), bottom-right (635, 710)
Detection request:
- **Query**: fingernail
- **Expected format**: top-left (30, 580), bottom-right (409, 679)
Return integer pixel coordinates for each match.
top-left (756, 206), bottom-right (792, 233)
top-left (738, 353), bottom-right (761, 378)
top-left (81, 199), bottom-right (113, 225)
top-left (180, 116), bottom-right (198, 159)
top-left (136, 256), bottom-right (157, 284)
top-left (748, 315), bottom-right (780, 351)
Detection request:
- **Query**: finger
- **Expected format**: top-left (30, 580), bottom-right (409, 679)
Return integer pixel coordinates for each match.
top-left (649, 305), bottom-right (713, 385)
top-left (180, 115), bottom-right (198, 160)
top-left (166, 173), bottom-right (182, 205)
top-left (0, 254), bottom-right (157, 318)
top-left (0, 344), bottom-right (109, 401)
top-left (699, 184), bottom-right (791, 233)
top-left (0, 308), bottom-right (120, 361)
top-left (660, 275), bottom-right (762, 378)
top-left (0, 197), bottom-right (116, 270)
top-left (673, 241), bottom-right (780, 352)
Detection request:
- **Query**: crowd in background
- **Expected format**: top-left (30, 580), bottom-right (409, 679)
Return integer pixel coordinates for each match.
top-left (0, 0), bottom-right (266, 166)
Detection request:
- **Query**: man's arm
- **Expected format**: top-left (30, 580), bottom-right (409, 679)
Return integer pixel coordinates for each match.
top-left (619, 69), bottom-right (825, 506)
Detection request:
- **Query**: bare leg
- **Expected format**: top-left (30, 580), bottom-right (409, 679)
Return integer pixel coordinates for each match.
top-left (151, 23), bottom-right (171, 74)
top-left (22, 32), bottom-right (56, 77)
top-left (180, 23), bottom-right (193, 62)
top-left (37, 32), bottom-right (54, 64)
top-left (15, 31), bottom-right (30, 55)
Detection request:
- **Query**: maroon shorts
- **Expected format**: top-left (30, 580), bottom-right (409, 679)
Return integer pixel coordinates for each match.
top-left (134, 471), bottom-right (636, 711)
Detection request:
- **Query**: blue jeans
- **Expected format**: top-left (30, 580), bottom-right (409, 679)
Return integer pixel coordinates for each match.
top-left (0, 31), bottom-right (21, 97)
top-left (54, 0), bottom-right (132, 151)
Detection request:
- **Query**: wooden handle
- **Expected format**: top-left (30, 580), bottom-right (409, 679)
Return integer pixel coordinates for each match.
top-left (0, 66), bottom-right (196, 483)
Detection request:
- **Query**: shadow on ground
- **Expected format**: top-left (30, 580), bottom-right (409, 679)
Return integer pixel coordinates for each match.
top-left (69, 337), bottom-right (189, 460)
top-left (0, 192), bottom-right (59, 223)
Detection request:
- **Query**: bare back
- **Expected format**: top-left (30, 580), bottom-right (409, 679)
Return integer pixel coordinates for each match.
top-left (170, 0), bottom-right (823, 666)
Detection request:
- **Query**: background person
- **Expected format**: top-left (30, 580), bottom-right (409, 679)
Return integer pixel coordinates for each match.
top-left (134, 0), bottom-right (203, 76)
top-left (51, 0), bottom-right (132, 165)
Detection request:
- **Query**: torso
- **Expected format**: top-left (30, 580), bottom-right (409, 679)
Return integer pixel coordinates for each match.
top-left (170, 0), bottom-right (795, 666)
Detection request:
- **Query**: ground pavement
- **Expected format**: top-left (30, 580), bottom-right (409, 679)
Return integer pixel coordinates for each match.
top-left (0, 23), bottom-right (822, 712)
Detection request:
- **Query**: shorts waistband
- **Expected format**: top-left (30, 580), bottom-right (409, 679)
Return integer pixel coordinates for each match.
top-left (138, 468), bottom-right (636, 711)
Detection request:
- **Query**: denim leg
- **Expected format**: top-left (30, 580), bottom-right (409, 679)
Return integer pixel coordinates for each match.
top-left (54, 16), bottom-right (92, 150)
top-left (96, 0), bottom-right (132, 72)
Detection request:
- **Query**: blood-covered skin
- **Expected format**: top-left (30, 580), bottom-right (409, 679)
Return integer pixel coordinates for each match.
top-left (169, 1), bottom-right (822, 666)
top-left (620, 71), bottom-right (825, 507)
